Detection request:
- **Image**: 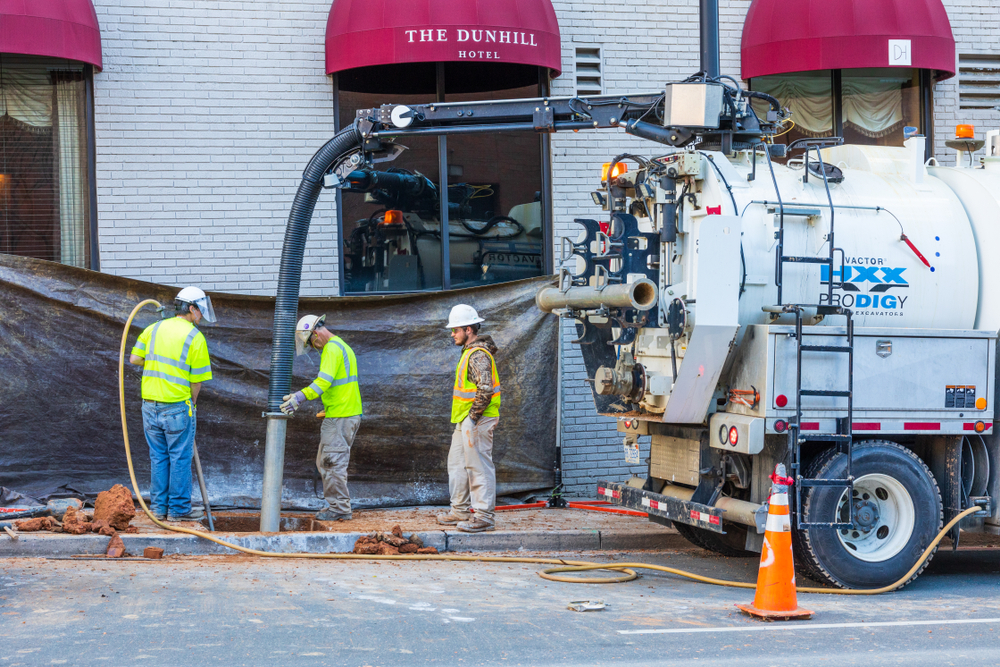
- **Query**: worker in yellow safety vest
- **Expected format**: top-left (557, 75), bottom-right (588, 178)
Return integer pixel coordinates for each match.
top-left (129, 286), bottom-right (216, 522)
top-left (280, 314), bottom-right (363, 521)
top-left (437, 304), bottom-right (501, 533)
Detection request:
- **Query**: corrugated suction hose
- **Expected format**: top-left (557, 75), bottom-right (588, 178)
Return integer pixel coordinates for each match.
top-left (266, 123), bottom-right (365, 413)
top-left (120, 295), bottom-right (976, 590)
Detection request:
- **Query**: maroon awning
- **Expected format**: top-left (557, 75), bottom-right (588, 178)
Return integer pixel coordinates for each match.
top-left (326, 0), bottom-right (561, 77)
top-left (741, 0), bottom-right (955, 81)
top-left (0, 0), bottom-right (102, 70)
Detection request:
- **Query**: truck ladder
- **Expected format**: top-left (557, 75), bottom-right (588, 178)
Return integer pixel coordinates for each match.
top-left (773, 143), bottom-right (855, 530)
top-left (789, 305), bottom-right (855, 530)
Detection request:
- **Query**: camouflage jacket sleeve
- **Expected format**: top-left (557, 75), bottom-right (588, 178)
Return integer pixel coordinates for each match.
top-left (467, 350), bottom-right (495, 423)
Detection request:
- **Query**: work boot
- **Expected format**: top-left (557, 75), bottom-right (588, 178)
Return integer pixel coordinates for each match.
top-left (456, 518), bottom-right (495, 533)
top-left (315, 510), bottom-right (352, 522)
top-left (149, 509), bottom-right (166, 521)
top-left (436, 511), bottom-right (471, 525)
top-left (167, 507), bottom-right (205, 522)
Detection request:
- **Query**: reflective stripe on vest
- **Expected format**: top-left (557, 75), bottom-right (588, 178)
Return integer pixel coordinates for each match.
top-left (141, 320), bottom-right (200, 401)
top-left (451, 347), bottom-right (501, 423)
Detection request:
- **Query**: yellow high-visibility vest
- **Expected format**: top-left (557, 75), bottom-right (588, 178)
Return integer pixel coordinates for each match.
top-left (451, 347), bottom-right (500, 423)
top-left (301, 335), bottom-right (363, 418)
top-left (132, 317), bottom-right (212, 403)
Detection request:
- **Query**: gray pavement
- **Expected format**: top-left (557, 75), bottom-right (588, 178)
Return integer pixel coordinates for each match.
top-left (1, 546), bottom-right (999, 666)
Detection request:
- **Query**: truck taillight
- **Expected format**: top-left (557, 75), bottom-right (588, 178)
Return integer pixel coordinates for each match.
top-left (774, 420), bottom-right (788, 433)
top-left (975, 421), bottom-right (986, 433)
top-left (729, 426), bottom-right (739, 446)
top-left (776, 394), bottom-right (788, 408)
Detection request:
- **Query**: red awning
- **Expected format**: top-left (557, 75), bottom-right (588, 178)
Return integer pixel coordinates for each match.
top-left (741, 0), bottom-right (955, 81)
top-left (0, 0), bottom-right (102, 70)
top-left (326, 0), bottom-right (561, 77)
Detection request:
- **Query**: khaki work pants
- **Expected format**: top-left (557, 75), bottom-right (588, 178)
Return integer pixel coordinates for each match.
top-left (317, 415), bottom-right (362, 515)
top-left (447, 416), bottom-right (498, 524)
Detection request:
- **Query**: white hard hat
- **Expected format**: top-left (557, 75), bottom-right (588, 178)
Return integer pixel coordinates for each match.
top-left (176, 286), bottom-right (216, 323)
top-left (446, 304), bottom-right (484, 329)
top-left (295, 314), bottom-right (326, 356)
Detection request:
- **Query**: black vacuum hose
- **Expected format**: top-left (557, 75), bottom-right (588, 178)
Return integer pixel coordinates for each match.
top-left (266, 123), bottom-right (364, 413)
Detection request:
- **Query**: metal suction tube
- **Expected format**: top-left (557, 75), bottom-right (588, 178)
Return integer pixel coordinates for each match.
top-left (536, 278), bottom-right (658, 314)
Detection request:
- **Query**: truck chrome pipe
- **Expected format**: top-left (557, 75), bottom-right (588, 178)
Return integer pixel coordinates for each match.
top-left (536, 278), bottom-right (658, 313)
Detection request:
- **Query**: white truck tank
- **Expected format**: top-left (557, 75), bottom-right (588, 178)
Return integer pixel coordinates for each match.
top-left (697, 140), bottom-right (980, 331)
top-left (635, 139), bottom-right (988, 416)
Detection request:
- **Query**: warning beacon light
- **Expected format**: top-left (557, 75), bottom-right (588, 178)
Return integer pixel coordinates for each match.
top-left (602, 162), bottom-right (627, 182)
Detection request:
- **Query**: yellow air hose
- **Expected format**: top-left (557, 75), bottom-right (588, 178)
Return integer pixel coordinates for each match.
top-left (119, 299), bottom-right (980, 593)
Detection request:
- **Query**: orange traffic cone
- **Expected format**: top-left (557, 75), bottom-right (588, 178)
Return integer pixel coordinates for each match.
top-left (736, 464), bottom-right (813, 620)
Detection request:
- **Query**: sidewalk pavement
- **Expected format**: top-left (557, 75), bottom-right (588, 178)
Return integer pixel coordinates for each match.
top-left (0, 506), bottom-right (687, 558)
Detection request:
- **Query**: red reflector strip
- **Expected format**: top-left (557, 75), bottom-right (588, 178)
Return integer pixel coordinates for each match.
top-left (904, 422), bottom-right (940, 431)
top-left (964, 422), bottom-right (994, 431)
top-left (800, 422), bottom-right (820, 431)
top-left (689, 510), bottom-right (721, 525)
top-left (853, 422), bottom-right (880, 430)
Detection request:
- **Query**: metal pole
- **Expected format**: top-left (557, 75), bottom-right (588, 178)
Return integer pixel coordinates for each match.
top-left (260, 416), bottom-right (287, 532)
top-left (192, 440), bottom-right (214, 531)
top-left (437, 63), bottom-right (451, 290)
top-left (699, 0), bottom-right (720, 79)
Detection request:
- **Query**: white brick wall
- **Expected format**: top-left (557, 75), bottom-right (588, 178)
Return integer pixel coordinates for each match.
top-left (94, 0), bottom-right (340, 296)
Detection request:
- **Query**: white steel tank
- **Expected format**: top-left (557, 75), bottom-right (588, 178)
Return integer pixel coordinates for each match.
top-left (928, 155), bottom-right (1000, 332)
top-left (677, 139), bottom-right (981, 331)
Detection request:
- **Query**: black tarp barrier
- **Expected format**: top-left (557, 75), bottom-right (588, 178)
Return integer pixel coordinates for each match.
top-left (0, 255), bottom-right (558, 509)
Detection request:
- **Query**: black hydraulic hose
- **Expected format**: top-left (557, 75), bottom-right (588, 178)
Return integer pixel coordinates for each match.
top-left (266, 123), bottom-right (364, 412)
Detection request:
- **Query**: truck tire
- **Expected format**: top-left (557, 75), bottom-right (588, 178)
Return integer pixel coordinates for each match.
top-left (673, 520), bottom-right (750, 557)
top-left (795, 441), bottom-right (943, 589)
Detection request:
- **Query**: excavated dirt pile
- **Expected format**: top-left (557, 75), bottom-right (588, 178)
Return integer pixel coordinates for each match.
top-left (13, 485), bottom-right (138, 536)
top-left (93, 484), bottom-right (136, 530)
top-left (352, 525), bottom-right (439, 555)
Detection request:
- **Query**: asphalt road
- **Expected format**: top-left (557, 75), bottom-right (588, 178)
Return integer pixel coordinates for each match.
top-left (1, 545), bottom-right (999, 666)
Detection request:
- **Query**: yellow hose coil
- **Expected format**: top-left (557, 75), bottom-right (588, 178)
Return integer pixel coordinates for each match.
top-left (119, 299), bottom-right (979, 592)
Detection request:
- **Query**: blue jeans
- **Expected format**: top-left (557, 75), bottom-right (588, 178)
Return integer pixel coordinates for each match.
top-left (141, 400), bottom-right (196, 517)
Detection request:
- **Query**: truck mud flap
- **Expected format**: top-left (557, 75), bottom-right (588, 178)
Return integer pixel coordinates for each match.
top-left (597, 481), bottom-right (725, 534)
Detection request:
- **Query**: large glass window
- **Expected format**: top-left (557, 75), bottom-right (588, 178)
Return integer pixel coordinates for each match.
top-left (751, 68), bottom-right (926, 149)
top-left (1, 56), bottom-right (94, 267)
top-left (335, 65), bottom-right (547, 294)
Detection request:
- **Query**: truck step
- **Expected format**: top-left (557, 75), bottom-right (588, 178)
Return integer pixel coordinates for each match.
top-left (797, 434), bottom-right (852, 444)
top-left (781, 255), bottom-right (833, 264)
top-left (799, 345), bottom-right (852, 353)
top-left (797, 477), bottom-right (853, 487)
top-left (800, 389), bottom-right (851, 397)
top-left (798, 522), bottom-right (855, 530)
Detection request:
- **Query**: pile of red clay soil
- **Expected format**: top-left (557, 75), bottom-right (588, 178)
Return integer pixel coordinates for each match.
top-left (352, 525), bottom-right (439, 555)
top-left (14, 484), bottom-right (138, 539)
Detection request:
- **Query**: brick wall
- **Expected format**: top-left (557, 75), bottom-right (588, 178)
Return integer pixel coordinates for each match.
top-left (94, 0), bottom-right (340, 296)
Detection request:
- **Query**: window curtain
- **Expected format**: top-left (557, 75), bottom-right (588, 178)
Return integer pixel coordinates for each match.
top-left (756, 73), bottom-right (906, 139)
top-left (53, 72), bottom-right (87, 268)
top-left (842, 78), bottom-right (905, 138)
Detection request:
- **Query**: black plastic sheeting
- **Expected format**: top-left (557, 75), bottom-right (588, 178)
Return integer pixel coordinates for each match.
top-left (0, 255), bottom-right (558, 509)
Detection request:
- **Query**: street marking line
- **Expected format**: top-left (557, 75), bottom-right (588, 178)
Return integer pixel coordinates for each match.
top-left (618, 617), bottom-right (1000, 635)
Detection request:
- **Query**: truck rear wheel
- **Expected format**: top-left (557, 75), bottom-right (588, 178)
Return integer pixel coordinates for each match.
top-left (794, 441), bottom-right (942, 589)
top-left (673, 521), bottom-right (750, 557)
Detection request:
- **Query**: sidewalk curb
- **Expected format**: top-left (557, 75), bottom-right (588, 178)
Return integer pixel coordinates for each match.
top-left (0, 528), bottom-right (685, 558)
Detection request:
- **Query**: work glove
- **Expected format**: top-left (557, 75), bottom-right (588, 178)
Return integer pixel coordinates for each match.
top-left (280, 391), bottom-right (306, 415)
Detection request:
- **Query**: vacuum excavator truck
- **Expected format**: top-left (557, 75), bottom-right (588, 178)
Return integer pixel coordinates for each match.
top-left (536, 118), bottom-right (1000, 590)
top-left (340, 77), bottom-right (1000, 589)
